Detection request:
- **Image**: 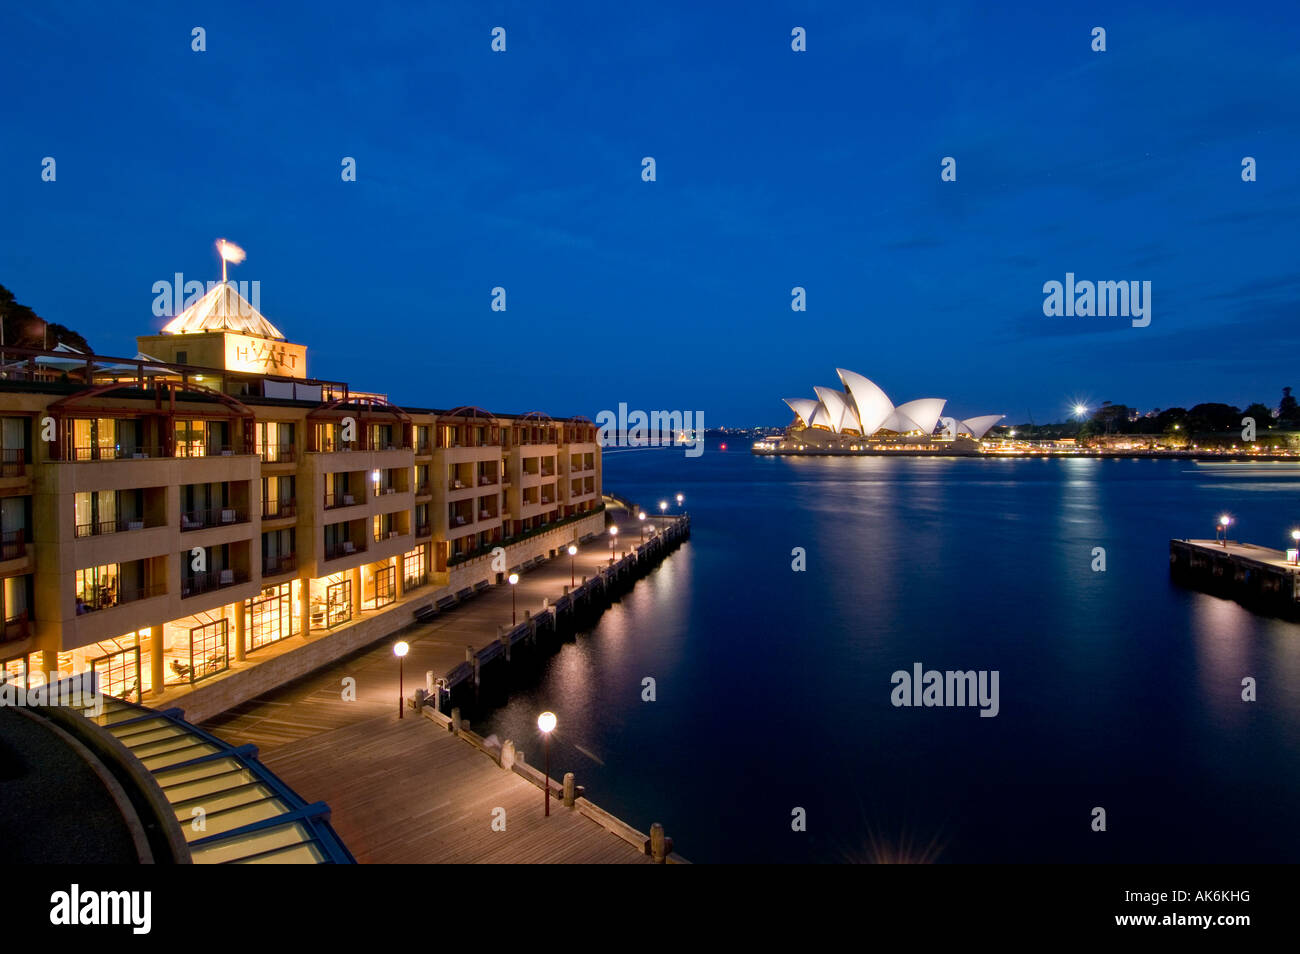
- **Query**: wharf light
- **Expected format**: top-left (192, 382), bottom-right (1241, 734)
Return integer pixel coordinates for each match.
top-left (538, 711), bottom-right (557, 816)
top-left (676, 493), bottom-right (684, 507)
top-left (393, 641), bottom-right (410, 719)
top-left (567, 545), bottom-right (577, 556)
top-left (508, 573), bottom-right (519, 623)
top-left (508, 572), bottom-right (518, 585)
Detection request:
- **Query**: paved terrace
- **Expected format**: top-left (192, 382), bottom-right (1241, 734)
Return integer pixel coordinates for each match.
top-left (201, 509), bottom-right (683, 863)
top-left (1182, 538), bottom-right (1300, 570)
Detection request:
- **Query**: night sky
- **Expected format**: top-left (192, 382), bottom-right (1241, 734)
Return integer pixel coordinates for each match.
top-left (2, 2), bottom-right (1297, 424)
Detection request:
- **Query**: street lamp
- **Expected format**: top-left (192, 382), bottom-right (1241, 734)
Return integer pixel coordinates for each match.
top-left (609, 525), bottom-right (618, 564)
top-left (508, 572), bottom-right (519, 623)
top-left (659, 500), bottom-right (667, 529)
top-left (537, 711), bottom-right (557, 817)
top-left (393, 641), bottom-right (409, 719)
top-left (567, 544), bottom-right (577, 586)
top-left (638, 511), bottom-right (646, 542)
top-left (1291, 529), bottom-right (1300, 565)
top-left (1218, 514), bottom-right (1231, 547)
top-left (676, 493), bottom-right (684, 512)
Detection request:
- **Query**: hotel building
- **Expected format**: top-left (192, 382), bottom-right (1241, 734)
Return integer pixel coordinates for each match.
top-left (0, 282), bottom-right (602, 710)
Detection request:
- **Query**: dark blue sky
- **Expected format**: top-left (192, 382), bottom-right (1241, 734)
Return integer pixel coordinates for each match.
top-left (3, 2), bottom-right (1298, 425)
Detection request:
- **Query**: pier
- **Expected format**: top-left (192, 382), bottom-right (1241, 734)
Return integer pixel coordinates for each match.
top-left (201, 509), bottom-right (691, 862)
top-left (1169, 538), bottom-right (1300, 618)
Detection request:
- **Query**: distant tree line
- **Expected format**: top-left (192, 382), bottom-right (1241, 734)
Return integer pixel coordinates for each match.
top-left (1003, 389), bottom-right (1300, 439)
top-left (0, 283), bottom-right (92, 352)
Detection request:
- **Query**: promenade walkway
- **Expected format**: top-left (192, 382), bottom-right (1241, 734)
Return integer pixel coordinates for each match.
top-left (200, 508), bottom-right (684, 863)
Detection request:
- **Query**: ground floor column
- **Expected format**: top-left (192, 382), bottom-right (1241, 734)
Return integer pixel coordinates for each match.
top-left (233, 601), bottom-right (246, 663)
top-left (148, 626), bottom-right (164, 697)
top-left (394, 556), bottom-right (404, 598)
top-left (350, 566), bottom-right (362, 616)
top-left (299, 576), bottom-right (311, 636)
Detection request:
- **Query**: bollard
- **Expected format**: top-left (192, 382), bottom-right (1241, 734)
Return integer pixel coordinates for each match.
top-left (425, 670), bottom-right (436, 693)
top-left (650, 823), bottom-right (668, 863)
top-left (501, 630), bottom-right (511, 662)
top-left (501, 739), bottom-right (516, 770)
top-left (473, 655), bottom-right (481, 687)
top-left (465, 645), bottom-right (474, 662)
top-left (563, 772), bottom-right (576, 808)
top-left (451, 707), bottom-right (462, 735)
top-left (413, 687), bottom-right (427, 710)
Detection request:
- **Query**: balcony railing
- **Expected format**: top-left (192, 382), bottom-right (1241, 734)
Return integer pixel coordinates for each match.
top-left (324, 539), bottom-right (366, 561)
top-left (174, 443), bottom-right (237, 459)
top-left (180, 507), bottom-right (248, 531)
top-left (72, 445), bottom-right (150, 461)
top-left (1, 610), bottom-right (29, 644)
top-left (262, 553), bottom-right (298, 576)
top-left (450, 511), bottom-right (474, 528)
top-left (0, 448), bottom-right (26, 477)
top-left (259, 443), bottom-right (297, 463)
top-left (415, 482), bottom-right (431, 496)
top-left (478, 475), bottom-right (498, 486)
top-left (75, 517), bottom-right (151, 538)
top-left (77, 582), bottom-right (165, 614)
top-left (323, 492), bottom-right (361, 510)
top-left (1, 529), bottom-right (26, 560)
top-left (414, 522), bottom-right (431, 538)
top-left (262, 498), bottom-right (297, 520)
top-left (181, 569), bottom-right (250, 598)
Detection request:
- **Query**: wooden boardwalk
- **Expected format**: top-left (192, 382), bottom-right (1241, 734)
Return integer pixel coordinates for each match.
top-left (199, 510), bottom-right (687, 863)
top-left (262, 713), bottom-right (653, 863)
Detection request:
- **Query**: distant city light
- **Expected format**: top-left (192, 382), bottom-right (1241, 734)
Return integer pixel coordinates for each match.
top-left (1073, 404), bottom-right (1089, 418)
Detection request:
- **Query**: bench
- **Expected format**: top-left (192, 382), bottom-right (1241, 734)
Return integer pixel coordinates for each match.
top-left (435, 595), bottom-right (458, 611)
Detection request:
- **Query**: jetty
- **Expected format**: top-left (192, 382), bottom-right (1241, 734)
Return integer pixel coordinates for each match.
top-left (1169, 538), bottom-right (1300, 618)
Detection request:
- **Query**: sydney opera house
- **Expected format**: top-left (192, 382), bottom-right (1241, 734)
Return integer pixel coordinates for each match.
top-left (754, 368), bottom-right (1004, 454)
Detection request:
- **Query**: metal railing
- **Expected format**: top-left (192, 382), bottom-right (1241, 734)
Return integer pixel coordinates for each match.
top-left (180, 507), bottom-right (248, 531)
top-left (259, 443), bottom-right (297, 463)
top-left (77, 582), bottom-right (166, 613)
top-left (0, 610), bottom-right (29, 643)
top-left (414, 522), bottom-right (431, 538)
top-left (262, 553), bottom-right (298, 576)
top-left (1, 529), bottom-right (26, 560)
top-left (324, 539), bottom-right (366, 560)
top-left (74, 517), bottom-right (152, 538)
top-left (323, 492), bottom-right (361, 509)
top-left (181, 569), bottom-right (249, 598)
top-left (72, 444), bottom-right (150, 461)
top-left (0, 448), bottom-right (25, 477)
top-left (262, 498), bottom-right (297, 519)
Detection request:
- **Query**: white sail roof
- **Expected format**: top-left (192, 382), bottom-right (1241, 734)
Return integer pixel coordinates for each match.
top-left (836, 369), bottom-right (894, 435)
top-left (161, 282), bottom-right (284, 339)
top-left (813, 386), bottom-right (856, 433)
top-left (887, 398), bottom-right (946, 435)
top-left (960, 414), bottom-right (1005, 438)
top-left (783, 398), bottom-right (821, 427)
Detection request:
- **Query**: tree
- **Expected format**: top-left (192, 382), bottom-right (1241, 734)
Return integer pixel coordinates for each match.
top-left (0, 284), bottom-right (92, 352)
top-left (1280, 387), bottom-right (1299, 425)
top-left (1242, 403), bottom-right (1274, 428)
top-left (1187, 403), bottom-right (1241, 433)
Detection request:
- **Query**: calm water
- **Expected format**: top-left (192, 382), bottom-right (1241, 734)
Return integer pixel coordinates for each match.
top-left (479, 441), bottom-right (1300, 863)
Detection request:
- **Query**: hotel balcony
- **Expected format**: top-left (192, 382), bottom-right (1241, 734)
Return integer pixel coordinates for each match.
top-left (0, 610), bottom-right (29, 646)
top-left (181, 569), bottom-right (251, 599)
top-left (324, 491), bottom-right (364, 510)
top-left (262, 552), bottom-right (298, 577)
top-left (414, 521), bottom-right (431, 538)
top-left (78, 581), bottom-right (167, 614)
top-left (0, 448), bottom-right (27, 479)
top-left (258, 443), bottom-right (297, 464)
top-left (1, 529), bottom-right (27, 561)
top-left (324, 539), bottom-right (367, 561)
top-left (261, 498), bottom-right (297, 521)
top-left (180, 507), bottom-right (250, 532)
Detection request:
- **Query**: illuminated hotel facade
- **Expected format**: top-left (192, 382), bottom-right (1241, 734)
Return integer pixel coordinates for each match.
top-left (0, 282), bottom-right (603, 706)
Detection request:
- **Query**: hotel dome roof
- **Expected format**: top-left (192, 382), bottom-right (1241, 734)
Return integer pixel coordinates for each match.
top-left (161, 281), bottom-right (285, 340)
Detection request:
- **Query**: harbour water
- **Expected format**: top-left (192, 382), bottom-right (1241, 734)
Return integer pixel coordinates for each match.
top-left (478, 441), bottom-right (1300, 863)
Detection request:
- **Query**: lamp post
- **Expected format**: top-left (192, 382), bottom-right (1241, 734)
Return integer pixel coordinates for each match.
top-left (609, 525), bottom-right (618, 564)
top-left (1218, 514), bottom-right (1231, 547)
top-left (638, 511), bottom-right (646, 542)
top-left (659, 500), bottom-right (667, 531)
top-left (508, 572), bottom-right (519, 623)
top-left (538, 711), bottom-right (557, 817)
top-left (1291, 529), bottom-right (1300, 565)
top-left (393, 641), bottom-right (409, 718)
top-left (567, 544), bottom-right (577, 586)
top-left (676, 493), bottom-right (684, 513)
